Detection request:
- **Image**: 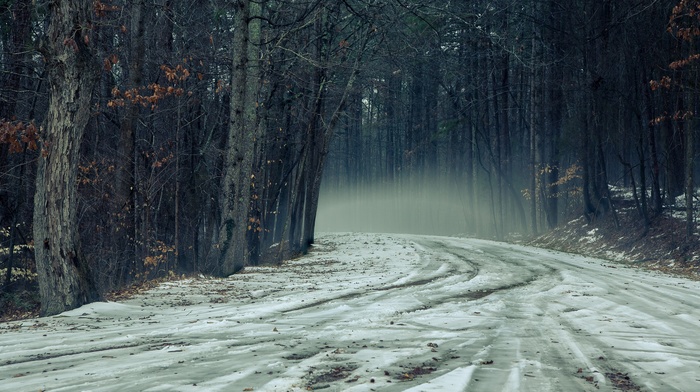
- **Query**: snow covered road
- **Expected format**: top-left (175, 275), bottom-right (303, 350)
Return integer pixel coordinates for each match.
top-left (2, 233), bottom-right (700, 391)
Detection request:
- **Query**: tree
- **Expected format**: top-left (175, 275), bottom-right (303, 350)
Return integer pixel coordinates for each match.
top-left (0, 0), bottom-right (36, 293)
top-left (210, 0), bottom-right (259, 275)
top-left (669, 0), bottom-right (700, 239)
top-left (112, 0), bottom-right (145, 284)
top-left (33, 0), bottom-right (101, 315)
top-left (651, 0), bottom-right (700, 239)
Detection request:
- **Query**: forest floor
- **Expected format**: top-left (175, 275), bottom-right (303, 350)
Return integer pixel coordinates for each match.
top-left (528, 197), bottom-right (700, 281)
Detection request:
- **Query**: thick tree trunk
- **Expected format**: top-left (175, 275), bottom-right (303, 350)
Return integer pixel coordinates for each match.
top-left (34, 0), bottom-right (100, 316)
top-left (211, 0), bottom-right (257, 275)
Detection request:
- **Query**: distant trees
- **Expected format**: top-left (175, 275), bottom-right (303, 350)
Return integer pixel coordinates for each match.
top-left (655, 0), bottom-right (700, 239)
top-left (0, 0), bottom-right (36, 302)
top-left (322, 0), bottom-right (689, 239)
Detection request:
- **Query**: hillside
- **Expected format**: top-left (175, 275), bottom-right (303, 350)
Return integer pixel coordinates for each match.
top-left (530, 196), bottom-right (700, 281)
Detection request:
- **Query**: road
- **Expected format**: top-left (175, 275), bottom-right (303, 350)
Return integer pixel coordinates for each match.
top-left (1, 233), bottom-right (699, 391)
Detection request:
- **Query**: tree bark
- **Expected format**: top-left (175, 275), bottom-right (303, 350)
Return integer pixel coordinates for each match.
top-left (211, 0), bottom-right (257, 275)
top-left (34, 0), bottom-right (100, 316)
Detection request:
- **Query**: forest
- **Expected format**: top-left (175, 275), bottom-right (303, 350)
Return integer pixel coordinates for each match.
top-left (0, 0), bottom-right (698, 317)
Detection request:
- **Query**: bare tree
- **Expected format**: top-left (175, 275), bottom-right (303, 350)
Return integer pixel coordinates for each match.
top-left (210, 0), bottom-right (259, 275)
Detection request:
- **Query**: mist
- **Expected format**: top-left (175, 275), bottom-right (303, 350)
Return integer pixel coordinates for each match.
top-left (316, 176), bottom-right (487, 237)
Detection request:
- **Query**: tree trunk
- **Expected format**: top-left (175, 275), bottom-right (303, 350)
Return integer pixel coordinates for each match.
top-left (116, 0), bottom-right (145, 284)
top-left (211, 0), bottom-right (257, 275)
top-left (644, 67), bottom-right (663, 216)
top-left (246, 0), bottom-right (262, 264)
top-left (529, 31), bottom-right (540, 235)
top-left (664, 93), bottom-right (685, 200)
top-left (686, 85), bottom-right (695, 239)
top-left (34, 0), bottom-right (100, 316)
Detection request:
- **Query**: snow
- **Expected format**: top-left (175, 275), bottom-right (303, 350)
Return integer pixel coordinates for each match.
top-left (2, 232), bottom-right (700, 391)
top-left (402, 366), bottom-right (475, 391)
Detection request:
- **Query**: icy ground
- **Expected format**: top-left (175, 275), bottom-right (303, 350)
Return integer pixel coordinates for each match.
top-left (2, 233), bottom-right (700, 392)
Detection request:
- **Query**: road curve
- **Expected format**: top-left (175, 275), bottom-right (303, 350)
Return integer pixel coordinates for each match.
top-left (1, 233), bottom-right (699, 391)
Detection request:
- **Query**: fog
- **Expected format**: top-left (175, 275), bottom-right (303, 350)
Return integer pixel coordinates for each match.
top-left (316, 177), bottom-right (480, 236)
